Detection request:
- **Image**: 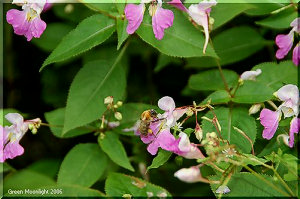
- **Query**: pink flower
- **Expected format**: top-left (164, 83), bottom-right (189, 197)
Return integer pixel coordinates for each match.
top-left (6, 3), bottom-right (47, 41)
top-left (260, 109), bottom-right (281, 140)
top-left (0, 113), bottom-right (41, 162)
top-left (276, 84), bottom-right (299, 118)
top-left (240, 69), bottom-right (262, 81)
top-left (124, 0), bottom-right (174, 40)
top-left (289, 117), bottom-right (300, 148)
top-left (168, 0), bottom-right (187, 12)
top-left (176, 132), bottom-right (205, 159)
top-left (188, 0), bottom-right (217, 54)
top-left (275, 17), bottom-right (300, 66)
top-left (174, 166), bottom-right (203, 183)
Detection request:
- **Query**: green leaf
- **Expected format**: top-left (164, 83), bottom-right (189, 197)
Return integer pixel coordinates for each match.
top-left (239, 154), bottom-right (268, 166)
top-left (116, 18), bottom-right (129, 50)
top-left (154, 53), bottom-right (182, 72)
top-left (98, 132), bottom-right (134, 171)
top-left (244, 2), bottom-right (283, 16)
top-left (281, 154), bottom-right (297, 181)
top-left (45, 108), bottom-right (92, 138)
top-left (209, 173), bottom-right (286, 197)
top-left (201, 90), bottom-right (231, 105)
top-left (188, 69), bottom-right (239, 91)
top-left (3, 170), bottom-right (56, 194)
top-left (105, 172), bottom-right (171, 197)
top-left (41, 185), bottom-right (105, 197)
top-left (147, 149), bottom-right (172, 171)
top-left (63, 58), bottom-right (126, 133)
top-left (52, 4), bottom-right (94, 23)
top-left (233, 81), bottom-right (274, 103)
top-left (186, 26), bottom-right (267, 68)
top-left (136, 9), bottom-right (217, 58)
top-left (211, 3), bottom-right (254, 30)
top-left (26, 159), bottom-right (61, 179)
top-left (202, 107), bottom-right (257, 153)
top-left (40, 14), bottom-right (115, 71)
top-left (32, 23), bottom-right (73, 52)
top-left (57, 143), bottom-right (108, 187)
top-left (252, 61), bottom-right (297, 90)
top-left (256, 7), bottom-right (297, 29)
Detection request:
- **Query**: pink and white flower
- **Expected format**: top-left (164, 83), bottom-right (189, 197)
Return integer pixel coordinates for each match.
top-left (276, 84), bottom-right (299, 118)
top-left (188, 0), bottom-right (217, 54)
top-left (174, 166), bottom-right (203, 183)
top-left (0, 113), bottom-right (41, 162)
top-left (124, 0), bottom-right (174, 40)
top-left (260, 109), bottom-right (281, 140)
top-left (240, 69), bottom-right (262, 81)
top-left (6, 1), bottom-right (47, 41)
top-left (275, 17), bottom-right (300, 66)
top-left (176, 132), bottom-right (205, 159)
top-left (289, 117), bottom-right (299, 148)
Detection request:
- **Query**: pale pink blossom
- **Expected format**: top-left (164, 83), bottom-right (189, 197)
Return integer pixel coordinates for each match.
top-left (276, 84), bottom-right (299, 118)
top-left (188, 0), bottom-right (217, 54)
top-left (260, 109), bottom-right (281, 140)
top-left (240, 69), bottom-right (262, 81)
top-left (152, 4), bottom-right (174, 40)
top-left (176, 132), bottom-right (205, 159)
top-left (124, 3), bottom-right (145, 34)
top-left (289, 117), bottom-right (300, 148)
top-left (174, 166), bottom-right (203, 183)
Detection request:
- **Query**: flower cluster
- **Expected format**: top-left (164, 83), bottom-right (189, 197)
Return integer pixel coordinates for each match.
top-left (260, 84), bottom-right (299, 147)
top-left (1, 113), bottom-right (41, 162)
top-left (275, 17), bottom-right (300, 66)
top-left (6, 0), bottom-right (48, 41)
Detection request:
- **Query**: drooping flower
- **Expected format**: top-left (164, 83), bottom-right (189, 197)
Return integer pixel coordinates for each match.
top-left (124, 0), bottom-right (174, 40)
top-left (275, 17), bottom-right (300, 66)
top-left (276, 84), bottom-right (299, 118)
top-left (6, 1), bottom-right (47, 41)
top-left (260, 109), bottom-right (281, 140)
top-left (174, 166), bottom-right (203, 183)
top-left (289, 117), bottom-right (300, 147)
top-left (176, 132), bottom-right (205, 159)
top-left (240, 69), bottom-right (262, 81)
top-left (0, 113), bottom-right (41, 162)
top-left (188, 0), bottom-right (217, 54)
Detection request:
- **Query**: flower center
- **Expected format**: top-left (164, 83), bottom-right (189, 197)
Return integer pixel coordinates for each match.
top-left (26, 8), bottom-right (38, 21)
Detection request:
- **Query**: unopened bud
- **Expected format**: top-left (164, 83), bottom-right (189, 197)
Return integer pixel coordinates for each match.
top-left (195, 124), bottom-right (203, 141)
top-left (31, 128), bottom-right (37, 134)
top-left (117, 101), bottom-right (123, 107)
top-left (28, 123), bottom-right (34, 130)
top-left (99, 133), bottom-right (105, 140)
top-left (249, 103), bottom-right (262, 115)
top-left (113, 104), bottom-right (118, 109)
top-left (64, 4), bottom-right (74, 13)
top-left (216, 185), bottom-right (230, 194)
top-left (104, 96), bottom-right (113, 104)
top-left (186, 108), bottom-right (194, 117)
top-left (122, 194), bottom-right (132, 199)
top-left (114, 112), bottom-right (122, 121)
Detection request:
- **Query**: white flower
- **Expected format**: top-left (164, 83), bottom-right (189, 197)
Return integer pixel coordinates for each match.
top-left (174, 166), bottom-right (202, 183)
top-left (240, 69), bottom-right (262, 80)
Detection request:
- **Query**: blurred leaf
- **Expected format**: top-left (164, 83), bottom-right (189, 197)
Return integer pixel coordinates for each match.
top-left (256, 7), bottom-right (297, 29)
top-left (0, 163), bottom-right (15, 173)
top-left (32, 23), bottom-right (73, 52)
top-left (41, 14), bottom-right (115, 70)
top-left (154, 54), bottom-right (182, 72)
top-left (244, 2), bottom-right (283, 16)
top-left (257, 139), bottom-right (280, 157)
top-left (105, 172), bottom-right (171, 197)
top-left (185, 56), bottom-right (217, 69)
top-left (63, 58), bottom-right (126, 133)
top-left (281, 154), bottom-right (297, 181)
top-left (201, 90), bottom-right (231, 104)
top-left (116, 18), bottom-right (129, 50)
top-left (209, 173), bottom-right (286, 197)
top-left (186, 26), bottom-right (267, 68)
top-left (3, 170), bottom-right (56, 194)
top-left (98, 132), bottom-right (134, 171)
top-left (45, 108), bottom-right (92, 138)
top-left (147, 149), bottom-right (172, 171)
top-left (211, 3), bottom-right (254, 30)
top-left (136, 9), bottom-right (217, 58)
top-left (233, 81), bottom-right (274, 103)
top-left (57, 143), bottom-right (108, 187)
top-left (239, 154), bottom-right (268, 166)
top-left (81, 2), bottom-right (118, 15)
top-left (188, 69), bottom-right (239, 91)
top-left (26, 159), bottom-right (61, 179)
top-left (252, 61), bottom-right (297, 91)
top-left (202, 107), bottom-right (257, 153)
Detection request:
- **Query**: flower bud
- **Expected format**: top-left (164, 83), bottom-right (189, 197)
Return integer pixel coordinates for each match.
top-left (31, 128), bottom-right (37, 134)
top-left (186, 108), bottom-right (194, 117)
top-left (174, 166), bottom-right (202, 183)
top-left (195, 124), bottom-right (203, 141)
top-left (249, 103), bottom-right (262, 115)
top-left (122, 194), bottom-right (132, 199)
top-left (104, 96), bottom-right (114, 105)
top-left (277, 134), bottom-right (289, 147)
top-left (117, 101), bottom-right (123, 107)
top-left (64, 4), bottom-right (74, 13)
top-left (147, 192), bottom-right (153, 197)
top-left (216, 185), bottom-right (230, 194)
top-left (113, 104), bottom-right (118, 109)
top-left (114, 112), bottom-right (123, 121)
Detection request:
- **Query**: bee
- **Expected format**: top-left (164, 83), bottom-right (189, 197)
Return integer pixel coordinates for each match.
top-left (138, 109), bottom-right (158, 136)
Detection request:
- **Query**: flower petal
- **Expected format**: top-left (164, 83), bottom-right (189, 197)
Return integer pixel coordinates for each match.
top-left (260, 109), bottom-right (281, 140)
top-left (290, 17), bottom-right (300, 34)
top-left (240, 69), bottom-right (262, 80)
top-left (5, 113), bottom-right (24, 126)
top-left (289, 117), bottom-right (300, 148)
top-left (276, 84), bottom-right (299, 105)
top-left (6, 9), bottom-right (30, 36)
top-left (124, 4), bottom-right (145, 34)
top-left (158, 96), bottom-right (175, 112)
top-left (152, 7), bottom-right (174, 40)
top-left (292, 44), bottom-right (299, 66)
top-left (168, 0), bottom-right (187, 11)
top-left (275, 31), bottom-right (294, 59)
top-left (3, 141), bottom-right (24, 161)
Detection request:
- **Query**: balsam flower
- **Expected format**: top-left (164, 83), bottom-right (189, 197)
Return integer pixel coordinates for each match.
top-left (188, 0), bottom-right (217, 54)
top-left (125, 0), bottom-right (174, 40)
top-left (289, 117), bottom-right (299, 147)
top-left (275, 17), bottom-right (300, 66)
top-left (174, 166), bottom-right (203, 183)
top-left (6, 1), bottom-right (47, 41)
top-left (0, 113), bottom-right (41, 162)
top-left (240, 69), bottom-right (262, 81)
top-left (176, 132), bottom-right (205, 159)
top-left (276, 84), bottom-right (299, 118)
top-left (260, 109), bottom-right (281, 140)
